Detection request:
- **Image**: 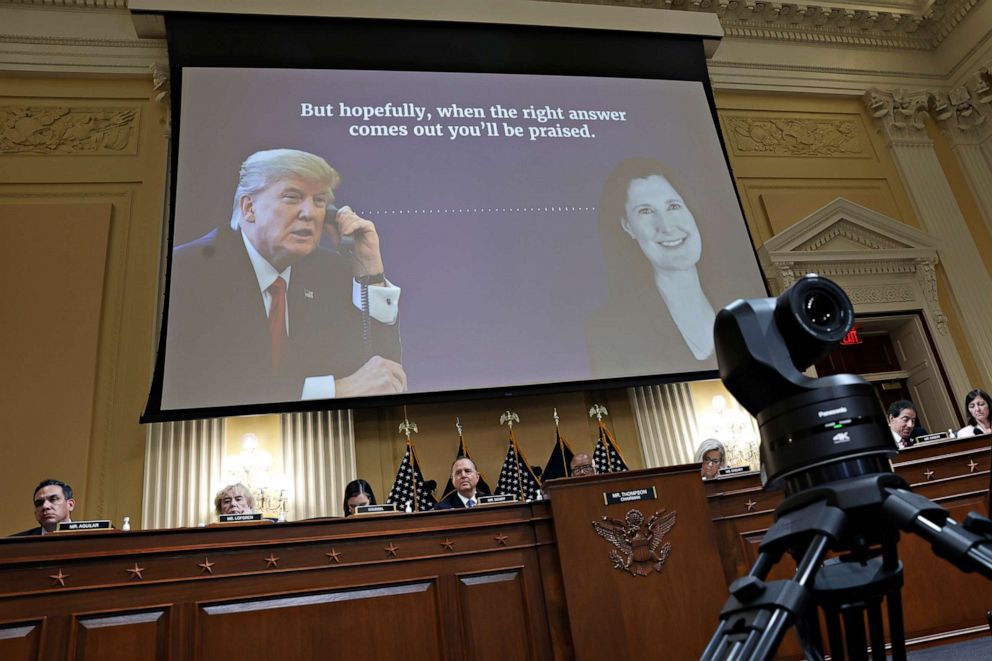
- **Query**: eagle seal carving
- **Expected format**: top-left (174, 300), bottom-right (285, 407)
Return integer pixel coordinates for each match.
top-left (592, 508), bottom-right (677, 576)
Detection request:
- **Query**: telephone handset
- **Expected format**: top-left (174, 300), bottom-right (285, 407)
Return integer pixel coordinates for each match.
top-left (327, 204), bottom-right (355, 256)
top-left (327, 204), bottom-right (372, 358)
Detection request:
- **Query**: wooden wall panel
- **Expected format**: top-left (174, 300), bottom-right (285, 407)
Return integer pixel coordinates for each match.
top-left (0, 620), bottom-right (43, 661)
top-left (70, 609), bottom-right (169, 661)
top-left (456, 569), bottom-right (534, 661)
top-left (195, 581), bottom-right (442, 661)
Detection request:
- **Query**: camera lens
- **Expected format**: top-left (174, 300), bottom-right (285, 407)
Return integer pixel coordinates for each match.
top-left (804, 290), bottom-right (841, 330)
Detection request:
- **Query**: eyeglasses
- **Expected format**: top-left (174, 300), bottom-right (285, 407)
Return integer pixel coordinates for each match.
top-left (702, 458), bottom-right (722, 466)
top-left (572, 464), bottom-right (595, 476)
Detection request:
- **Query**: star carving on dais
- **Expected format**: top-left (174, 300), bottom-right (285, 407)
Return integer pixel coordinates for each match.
top-left (325, 548), bottom-right (341, 563)
top-left (264, 553), bottom-right (280, 568)
top-left (493, 532), bottom-right (509, 546)
top-left (440, 538), bottom-right (455, 551)
top-left (197, 557), bottom-right (215, 575)
top-left (126, 563), bottom-right (145, 580)
top-left (923, 468), bottom-right (935, 480)
top-left (384, 542), bottom-right (399, 558)
top-left (967, 460), bottom-right (979, 473)
top-left (744, 499), bottom-right (757, 512)
top-left (48, 569), bottom-right (69, 587)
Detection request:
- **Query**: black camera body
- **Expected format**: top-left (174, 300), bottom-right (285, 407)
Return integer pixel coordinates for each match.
top-left (714, 275), bottom-right (897, 494)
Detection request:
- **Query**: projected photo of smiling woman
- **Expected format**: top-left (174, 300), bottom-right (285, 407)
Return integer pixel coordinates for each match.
top-left (587, 157), bottom-right (718, 377)
top-left (163, 148), bottom-right (405, 410)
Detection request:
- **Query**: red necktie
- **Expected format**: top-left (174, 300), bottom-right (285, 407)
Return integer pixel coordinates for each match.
top-left (267, 277), bottom-right (287, 371)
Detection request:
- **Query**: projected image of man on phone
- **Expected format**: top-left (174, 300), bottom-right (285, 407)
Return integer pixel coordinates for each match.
top-left (164, 148), bottom-right (405, 410)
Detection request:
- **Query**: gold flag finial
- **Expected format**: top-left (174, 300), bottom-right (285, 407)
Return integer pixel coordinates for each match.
top-left (500, 410), bottom-right (520, 429)
top-left (398, 418), bottom-right (418, 441)
top-left (588, 404), bottom-right (609, 421)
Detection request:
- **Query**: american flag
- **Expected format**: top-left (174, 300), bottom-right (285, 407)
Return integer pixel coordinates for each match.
top-left (495, 430), bottom-right (542, 502)
top-left (440, 433), bottom-right (493, 501)
top-left (541, 428), bottom-right (575, 483)
top-left (593, 421), bottom-right (629, 474)
top-left (386, 441), bottom-right (437, 511)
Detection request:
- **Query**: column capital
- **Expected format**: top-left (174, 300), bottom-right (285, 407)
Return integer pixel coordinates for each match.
top-left (928, 82), bottom-right (992, 145)
top-left (864, 88), bottom-right (931, 145)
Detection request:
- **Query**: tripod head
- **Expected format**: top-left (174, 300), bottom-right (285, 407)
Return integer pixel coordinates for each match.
top-left (714, 275), bottom-right (897, 494)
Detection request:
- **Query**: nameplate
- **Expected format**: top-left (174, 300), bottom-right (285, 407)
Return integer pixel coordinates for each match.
top-left (218, 513), bottom-right (262, 523)
top-left (57, 520), bottom-right (111, 532)
top-left (603, 486), bottom-right (656, 506)
top-left (914, 431), bottom-right (950, 443)
top-left (355, 504), bottom-right (397, 515)
top-left (719, 466), bottom-right (750, 476)
top-left (478, 494), bottom-right (517, 505)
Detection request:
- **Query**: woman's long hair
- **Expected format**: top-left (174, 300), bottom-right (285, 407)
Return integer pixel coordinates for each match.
top-left (342, 479), bottom-right (376, 517)
top-left (963, 388), bottom-right (992, 427)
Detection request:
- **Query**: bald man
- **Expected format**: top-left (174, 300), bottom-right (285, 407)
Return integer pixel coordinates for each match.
top-left (570, 453), bottom-right (596, 477)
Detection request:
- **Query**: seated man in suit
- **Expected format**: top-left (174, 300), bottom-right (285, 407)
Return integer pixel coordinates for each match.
top-left (164, 148), bottom-right (406, 409)
top-left (10, 479), bottom-right (75, 536)
top-left (569, 452), bottom-right (596, 477)
top-left (435, 458), bottom-right (488, 509)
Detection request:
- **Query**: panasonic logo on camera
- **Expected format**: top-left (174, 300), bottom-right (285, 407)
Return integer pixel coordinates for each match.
top-left (818, 407), bottom-right (848, 418)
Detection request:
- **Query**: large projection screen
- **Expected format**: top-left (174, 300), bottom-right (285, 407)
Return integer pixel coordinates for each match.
top-left (142, 12), bottom-right (767, 421)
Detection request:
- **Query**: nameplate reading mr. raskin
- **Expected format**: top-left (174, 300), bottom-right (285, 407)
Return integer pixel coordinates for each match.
top-left (355, 504), bottom-right (398, 515)
top-left (478, 494), bottom-right (517, 505)
top-left (57, 520), bottom-right (112, 532)
top-left (603, 487), bottom-right (657, 506)
top-left (219, 513), bottom-right (262, 523)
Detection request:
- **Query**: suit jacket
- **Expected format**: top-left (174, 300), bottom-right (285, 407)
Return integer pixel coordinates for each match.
top-left (434, 488), bottom-right (489, 510)
top-left (163, 227), bottom-right (401, 409)
top-left (9, 526), bottom-right (43, 537)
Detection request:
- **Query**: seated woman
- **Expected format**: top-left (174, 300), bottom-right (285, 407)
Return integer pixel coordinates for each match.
top-left (956, 388), bottom-right (991, 437)
top-left (887, 400), bottom-right (918, 449)
top-left (694, 439), bottom-right (726, 480)
top-left (342, 479), bottom-right (376, 517)
top-left (214, 483), bottom-right (255, 516)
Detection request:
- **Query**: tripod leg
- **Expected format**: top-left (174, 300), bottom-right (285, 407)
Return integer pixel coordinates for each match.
top-left (840, 605), bottom-right (868, 661)
top-left (794, 606), bottom-right (826, 661)
top-left (866, 598), bottom-right (886, 661)
top-left (886, 586), bottom-right (907, 661)
top-left (824, 606), bottom-right (847, 661)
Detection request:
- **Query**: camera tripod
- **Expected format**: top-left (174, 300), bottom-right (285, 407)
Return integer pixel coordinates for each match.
top-left (700, 471), bottom-right (992, 661)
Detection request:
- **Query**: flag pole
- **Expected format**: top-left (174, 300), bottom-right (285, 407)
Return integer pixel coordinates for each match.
top-left (589, 404), bottom-right (613, 473)
top-left (398, 415), bottom-right (418, 512)
top-left (500, 410), bottom-right (521, 501)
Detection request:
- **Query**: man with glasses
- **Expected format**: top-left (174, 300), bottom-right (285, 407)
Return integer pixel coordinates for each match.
top-left (569, 453), bottom-right (597, 477)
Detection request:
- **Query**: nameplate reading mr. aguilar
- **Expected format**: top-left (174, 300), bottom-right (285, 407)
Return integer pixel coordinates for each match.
top-left (57, 520), bottom-right (112, 532)
top-left (218, 513), bottom-right (262, 523)
top-left (355, 504), bottom-right (398, 515)
top-left (603, 487), bottom-right (657, 506)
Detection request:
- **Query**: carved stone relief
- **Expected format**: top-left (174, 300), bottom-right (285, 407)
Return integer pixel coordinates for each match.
top-left (0, 106), bottom-right (138, 155)
top-left (724, 116), bottom-right (864, 157)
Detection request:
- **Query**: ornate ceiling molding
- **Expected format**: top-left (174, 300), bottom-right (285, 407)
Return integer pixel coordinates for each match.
top-left (865, 61), bottom-right (992, 141)
top-left (557, 0), bottom-right (982, 50)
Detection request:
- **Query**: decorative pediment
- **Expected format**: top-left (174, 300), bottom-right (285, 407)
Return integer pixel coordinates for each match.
top-left (757, 197), bottom-right (947, 337)
top-left (761, 197), bottom-right (936, 257)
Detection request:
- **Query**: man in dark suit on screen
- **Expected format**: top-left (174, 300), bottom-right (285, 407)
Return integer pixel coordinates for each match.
top-left (164, 149), bottom-right (405, 409)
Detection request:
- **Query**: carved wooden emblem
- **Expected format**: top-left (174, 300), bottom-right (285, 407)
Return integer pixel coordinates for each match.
top-left (592, 508), bottom-right (677, 577)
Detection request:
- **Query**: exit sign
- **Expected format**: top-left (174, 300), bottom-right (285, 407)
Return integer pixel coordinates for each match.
top-left (840, 327), bottom-right (863, 345)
